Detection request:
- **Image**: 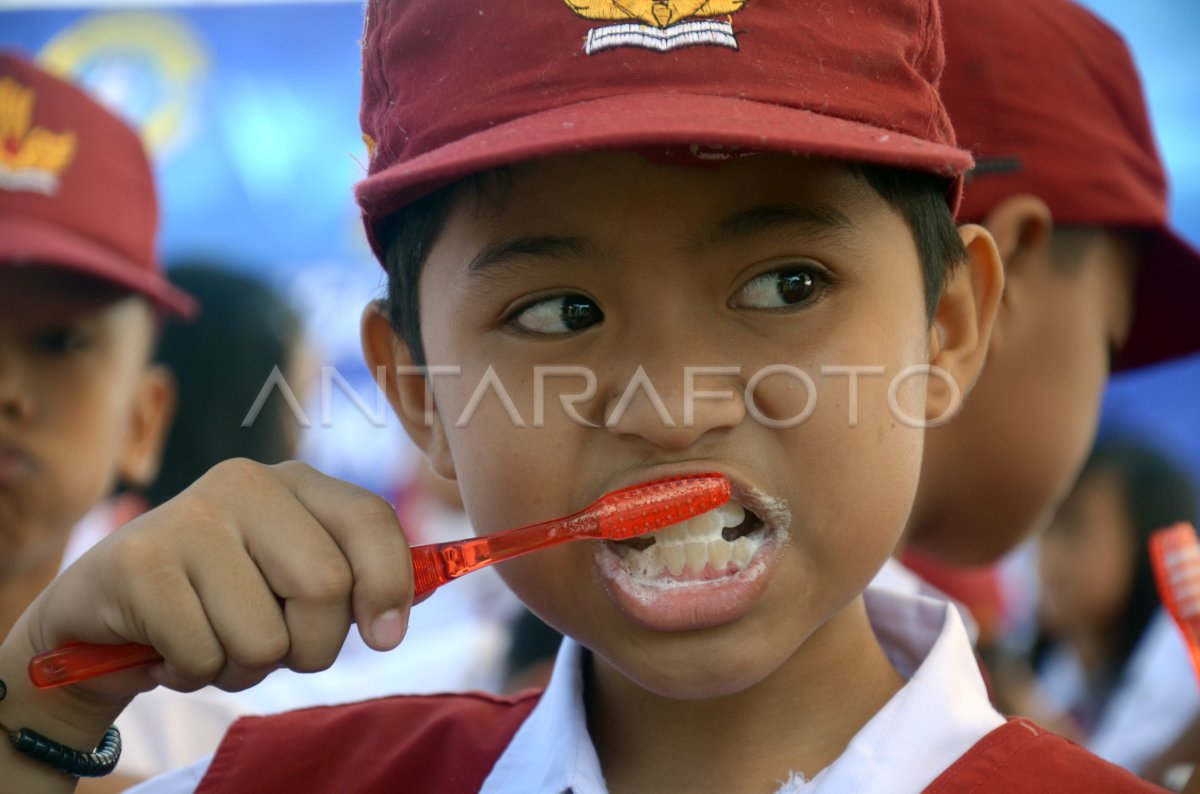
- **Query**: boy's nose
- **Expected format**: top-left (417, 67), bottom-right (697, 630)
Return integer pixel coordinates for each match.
top-left (603, 363), bottom-right (746, 452)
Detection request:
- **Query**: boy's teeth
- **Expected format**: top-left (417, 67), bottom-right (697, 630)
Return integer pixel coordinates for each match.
top-left (718, 501), bottom-right (745, 529)
top-left (684, 542), bottom-right (708, 573)
top-left (708, 541), bottom-right (731, 570)
top-left (664, 545), bottom-right (687, 576)
top-left (613, 499), bottom-right (769, 582)
top-left (732, 537), bottom-right (754, 567)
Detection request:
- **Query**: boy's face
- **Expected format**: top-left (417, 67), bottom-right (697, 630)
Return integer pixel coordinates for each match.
top-left (1038, 468), bottom-right (1135, 640)
top-left (373, 153), bottom-right (987, 698)
top-left (0, 267), bottom-right (169, 579)
top-left (912, 226), bottom-right (1135, 564)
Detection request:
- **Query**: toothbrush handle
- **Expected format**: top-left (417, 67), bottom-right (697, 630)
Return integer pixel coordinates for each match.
top-left (29, 642), bottom-right (162, 689)
top-left (29, 531), bottom-right (572, 689)
top-left (30, 531), bottom-right (578, 688)
top-left (410, 515), bottom-right (594, 596)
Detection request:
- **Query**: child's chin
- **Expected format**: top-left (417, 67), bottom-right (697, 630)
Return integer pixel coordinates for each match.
top-left (601, 643), bottom-right (787, 702)
top-left (592, 530), bottom-right (782, 633)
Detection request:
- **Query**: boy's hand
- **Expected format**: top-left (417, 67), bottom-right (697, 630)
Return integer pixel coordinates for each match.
top-left (0, 458), bottom-right (413, 765)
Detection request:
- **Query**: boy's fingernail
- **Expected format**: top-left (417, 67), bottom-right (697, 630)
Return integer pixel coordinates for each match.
top-left (370, 609), bottom-right (407, 650)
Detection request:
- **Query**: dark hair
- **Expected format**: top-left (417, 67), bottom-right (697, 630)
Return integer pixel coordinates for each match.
top-left (144, 264), bottom-right (302, 507)
top-left (1085, 440), bottom-right (1197, 681)
top-left (378, 163), bottom-right (967, 367)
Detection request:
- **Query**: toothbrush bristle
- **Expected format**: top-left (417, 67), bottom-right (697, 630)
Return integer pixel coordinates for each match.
top-left (1151, 522), bottom-right (1200, 688)
top-left (599, 474), bottom-right (731, 540)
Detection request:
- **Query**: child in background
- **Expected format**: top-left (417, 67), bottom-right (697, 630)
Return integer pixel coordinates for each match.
top-left (0, 5), bottom-right (1164, 793)
top-left (0, 51), bottom-right (192, 638)
top-left (1018, 441), bottom-right (1198, 778)
top-left (903, 0), bottom-right (1200, 570)
top-left (0, 50), bottom-right (194, 794)
top-left (143, 264), bottom-right (307, 508)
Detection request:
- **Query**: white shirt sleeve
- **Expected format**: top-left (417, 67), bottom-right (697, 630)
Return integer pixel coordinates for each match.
top-left (124, 755), bottom-right (213, 794)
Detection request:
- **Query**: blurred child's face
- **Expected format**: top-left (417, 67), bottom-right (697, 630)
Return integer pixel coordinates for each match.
top-left (1038, 469), bottom-right (1135, 639)
top-left (912, 229), bottom-right (1134, 564)
top-left (381, 152), bottom-right (968, 699)
top-left (0, 268), bottom-right (165, 579)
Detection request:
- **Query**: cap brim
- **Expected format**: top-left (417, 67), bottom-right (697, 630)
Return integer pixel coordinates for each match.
top-left (1117, 226), bottom-right (1200, 371)
top-left (356, 92), bottom-right (972, 237)
top-left (0, 213), bottom-right (197, 319)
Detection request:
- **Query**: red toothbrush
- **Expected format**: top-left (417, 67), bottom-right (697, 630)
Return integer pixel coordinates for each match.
top-left (29, 473), bottom-right (731, 689)
top-left (1150, 521), bottom-right (1200, 687)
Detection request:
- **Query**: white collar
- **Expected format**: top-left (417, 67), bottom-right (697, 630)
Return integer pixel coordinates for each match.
top-left (870, 557), bottom-right (980, 644)
top-left (481, 587), bottom-right (1003, 794)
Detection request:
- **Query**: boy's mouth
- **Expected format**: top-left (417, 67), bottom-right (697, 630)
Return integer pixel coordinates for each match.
top-left (0, 442), bottom-right (35, 486)
top-left (595, 483), bottom-right (788, 631)
top-left (610, 498), bottom-right (771, 583)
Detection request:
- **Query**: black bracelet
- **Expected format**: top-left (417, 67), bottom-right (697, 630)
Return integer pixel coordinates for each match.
top-left (0, 677), bottom-right (121, 777)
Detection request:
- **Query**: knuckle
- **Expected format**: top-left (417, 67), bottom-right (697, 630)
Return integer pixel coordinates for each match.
top-left (271, 459), bottom-right (313, 478)
top-left (236, 631), bottom-right (291, 669)
top-left (345, 492), bottom-right (400, 531)
top-left (110, 528), bottom-right (164, 577)
top-left (298, 558), bottom-right (355, 604)
top-left (206, 457), bottom-right (271, 490)
top-left (168, 648), bottom-right (226, 688)
top-left (287, 642), bottom-right (341, 674)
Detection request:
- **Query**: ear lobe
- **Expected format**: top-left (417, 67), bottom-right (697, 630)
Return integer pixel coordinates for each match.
top-left (360, 302), bottom-right (457, 481)
top-left (118, 365), bottom-right (176, 487)
top-left (926, 223), bottom-right (1005, 421)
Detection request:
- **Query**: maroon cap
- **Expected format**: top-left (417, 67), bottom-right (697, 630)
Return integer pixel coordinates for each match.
top-left (356, 0), bottom-right (974, 257)
top-left (940, 0), bottom-right (1200, 370)
top-left (0, 52), bottom-right (195, 318)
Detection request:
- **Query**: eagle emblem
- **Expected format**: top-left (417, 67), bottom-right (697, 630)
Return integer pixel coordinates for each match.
top-left (0, 76), bottom-right (77, 196)
top-left (565, 1), bottom-right (747, 54)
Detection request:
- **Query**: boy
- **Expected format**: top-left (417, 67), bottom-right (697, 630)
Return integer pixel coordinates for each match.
top-left (0, 5), bottom-right (1161, 793)
top-left (0, 52), bottom-right (191, 790)
top-left (907, 0), bottom-right (1200, 567)
top-left (898, 0), bottom-right (1200, 778)
top-left (0, 53), bottom-right (189, 638)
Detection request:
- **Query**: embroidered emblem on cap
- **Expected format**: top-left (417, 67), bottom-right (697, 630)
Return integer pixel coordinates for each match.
top-left (0, 76), bottom-right (77, 196)
top-left (566, 1), bottom-right (746, 55)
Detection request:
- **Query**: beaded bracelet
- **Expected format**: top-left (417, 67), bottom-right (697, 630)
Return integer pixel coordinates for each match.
top-left (0, 677), bottom-right (122, 777)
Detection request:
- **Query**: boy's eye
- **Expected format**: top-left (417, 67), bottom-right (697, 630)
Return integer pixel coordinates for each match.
top-left (510, 294), bottom-right (604, 335)
top-left (32, 327), bottom-right (91, 354)
top-left (732, 264), bottom-right (826, 310)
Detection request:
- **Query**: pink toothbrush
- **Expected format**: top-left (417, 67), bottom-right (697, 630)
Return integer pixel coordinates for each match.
top-left (28, 473), bottom-right (731, 689)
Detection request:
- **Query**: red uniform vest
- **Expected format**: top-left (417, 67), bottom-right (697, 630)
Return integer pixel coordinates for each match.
top-left (196, 693), bottom-right (1165, 793)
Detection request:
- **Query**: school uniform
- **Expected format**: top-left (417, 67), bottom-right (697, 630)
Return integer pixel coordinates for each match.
top-left (130, 587), bottom-right (1160, 793)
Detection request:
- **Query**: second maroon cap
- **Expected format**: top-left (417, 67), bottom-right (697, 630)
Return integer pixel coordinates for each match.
top-left (940, 0), bottom-right (1200, 370)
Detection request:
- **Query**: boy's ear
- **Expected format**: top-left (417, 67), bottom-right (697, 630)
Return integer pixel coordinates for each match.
top-left (926, 224), bottom-right (1005, 421)
top-left (118, 364), bottom-right (176, 487)
top-left (977, 194), bottom-right (1054, 356)
top-left (361, 302), bottom-right (457, 481)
